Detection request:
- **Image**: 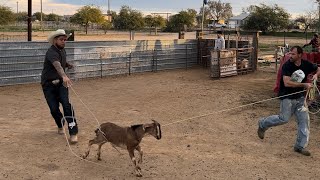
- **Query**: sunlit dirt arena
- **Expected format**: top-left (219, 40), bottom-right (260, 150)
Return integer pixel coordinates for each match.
top-left (1, 67), bottom-right (320, 179)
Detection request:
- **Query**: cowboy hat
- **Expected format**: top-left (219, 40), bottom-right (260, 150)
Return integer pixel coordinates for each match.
top-left (47, 29), bottom-right (72, 44)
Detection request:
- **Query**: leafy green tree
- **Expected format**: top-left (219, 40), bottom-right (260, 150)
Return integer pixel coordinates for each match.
top-left (45, 13), bottom-right (61, 21)
top-left (197, 6), bottom-right (211, 27)
top-left (113, 6), bottom-right (144, 30)
top-left (108, 10), bottom-right (117, 23)
top-left (101, 20), bottom-right (112, 34)
top-left (166, 9), bottom-right (197, 32)
top-left (207, 0), bottom-right (233, 21)
top-left (145, 15), bottom-right (153, 27)
top-left (144, 15), bottom-right (166, 35)
top-left (242, 4), bottom-right (290, 32)
top-left (0, 5), bottom-right (15, 25)
top-left (33, 12), bottom-right (46, 21)
top-left (15, 12), bottom-right (28, 22)
top-left (70, 5), bottom-right (105, 34)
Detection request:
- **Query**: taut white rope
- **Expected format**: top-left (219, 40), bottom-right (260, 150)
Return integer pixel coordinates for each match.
top-left (162, 90), bottom-right (307, 127)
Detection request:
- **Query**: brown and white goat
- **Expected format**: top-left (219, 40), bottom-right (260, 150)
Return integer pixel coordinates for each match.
top-left (82, 120), bottom-right (162, 177)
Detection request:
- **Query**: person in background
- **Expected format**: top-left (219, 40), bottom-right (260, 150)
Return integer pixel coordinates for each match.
top-left (303, 33), bottom-right (319, 52)
top-left (41, 29), bottom-right (79, 144)
top-left (257, 46), bottom-right (320, 156)
top-left (214, 30), bottom-right (225, 50)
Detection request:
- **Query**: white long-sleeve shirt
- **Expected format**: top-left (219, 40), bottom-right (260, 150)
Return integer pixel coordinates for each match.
top-left (214, 37), bottom-right (225, 50)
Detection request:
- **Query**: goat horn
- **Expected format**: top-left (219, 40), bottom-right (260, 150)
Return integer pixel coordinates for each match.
top-left (152, 119), bottom-right (159, 124)
top-left (157, 123), bottom-right (162, 140)
top-left (151, 120), bottom-right (161, 139)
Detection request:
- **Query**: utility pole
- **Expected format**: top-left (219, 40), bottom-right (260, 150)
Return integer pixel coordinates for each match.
top-left (201, 0), bottom-right (208, 35)
top-left (16, 1), bottom-right (19, 14)
top-left (108, 0), bottom-right (110, 14)
top-left (28, 0), bottom-right (32, 41)
top-left (107, 0), bottom-right (111, 21)
top-left (201, 1), bottom-right (205, 34)
top-left (40, 0), bottom-right (43, 31)
top-left (317, 0), bottom-right (320, 32)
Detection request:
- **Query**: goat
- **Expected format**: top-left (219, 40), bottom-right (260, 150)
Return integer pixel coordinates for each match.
top-left (82, 120), bottom-right (162, 177)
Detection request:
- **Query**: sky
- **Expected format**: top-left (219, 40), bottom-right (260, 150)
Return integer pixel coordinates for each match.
top-left (2, 0), bottom-right (319, 18)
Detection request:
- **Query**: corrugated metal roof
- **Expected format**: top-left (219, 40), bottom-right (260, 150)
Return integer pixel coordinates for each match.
top-left (229, 13), bottom-right (250, 20)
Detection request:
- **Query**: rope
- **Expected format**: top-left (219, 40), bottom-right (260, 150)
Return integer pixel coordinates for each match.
top-left (59, 89), bottom-right (123, 169)
top-left (59, 85), bottom-right (313, 169)
top-left (60, 116), bottom-right (119, 169)
top-left (69, 86), bottom-right (101, 127)
top-left (68, 86), bottom-right (122, 154)
top-left (162, 90), bottom-right (307, 127)
top-left (304, 80), bottom-right (320, 115)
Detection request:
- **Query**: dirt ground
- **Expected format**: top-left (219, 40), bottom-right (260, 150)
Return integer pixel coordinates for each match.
top-left (2, 66), bottom-right (320, 179)
top-left (1, 30), bottom-right (306, 44)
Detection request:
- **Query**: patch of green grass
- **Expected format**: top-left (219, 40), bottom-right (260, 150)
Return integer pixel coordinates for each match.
top-left (0, 26), bottom-right (27, 32)
top-left (263, 31), bottom-right (315, 38)
top-left (259, 43), bottom-right (274, 49)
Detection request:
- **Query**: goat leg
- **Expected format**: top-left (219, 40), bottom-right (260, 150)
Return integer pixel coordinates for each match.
top-left (82, 139), bottom-right (94, 159)
top-left (136, 145), bottom-right (143, 164)
top-left (97, 142), bottom-right (106, 161)
top-left (82, 138), bottom-right (103, 159)
top-left (128, 148), bottom-right (142, 177)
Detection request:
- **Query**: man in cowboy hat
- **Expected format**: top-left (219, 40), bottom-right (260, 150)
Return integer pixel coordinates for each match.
top-left (41, 29), bottom-right (78, 144)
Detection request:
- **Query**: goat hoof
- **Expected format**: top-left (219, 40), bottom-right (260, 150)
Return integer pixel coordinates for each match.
top-left (82, 154), bottom-right (88, 159)
top-left (97, 157), bottom-right (102, 161)
top-left (135, 171), bottom-right (142, 177)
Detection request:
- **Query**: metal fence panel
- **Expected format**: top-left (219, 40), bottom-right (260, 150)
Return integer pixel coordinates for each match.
top-left (0, 40), bottom-right (198, 86)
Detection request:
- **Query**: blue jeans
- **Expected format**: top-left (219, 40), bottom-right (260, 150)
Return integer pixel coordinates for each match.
top-left (259, 97), bottom-right (310, 149)
top-left (42, 81), bottom-right (78, 135)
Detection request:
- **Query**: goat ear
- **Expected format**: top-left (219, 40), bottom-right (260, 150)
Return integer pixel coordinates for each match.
top-left (142, 124), bottom-right (150, 130)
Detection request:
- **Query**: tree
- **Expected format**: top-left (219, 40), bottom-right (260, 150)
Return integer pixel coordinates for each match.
top-left (113, 6), bottom-right (144, 30)
top-left (166, 9), bottom-right (197, 32)
top-left (294, 11), bottom-right (318, 31)
top-left (242, 4), bottom-right (290, 32)
top-left (108, 10), bottom-right (117, 23)
top-left (197, 6), bottom-right (211, 27)
top-left (144, 15), bottom-right (154, 34)
top-left (207, 0), bottom-right (233, 21)
top-left (101, 20), bottom-right (112, 34)
top-left (0, 5), bottom-right (15, 25)
top-left (33, 12), bottom-right (46, 21)
top-left (45, 13), bottom-right (61, 21)
top-left (144, 15), bottom-right (166, 35)
top-left (70, 5), bottom-right (105, 34)
top-left (15, 12), bottom-right (28, 22)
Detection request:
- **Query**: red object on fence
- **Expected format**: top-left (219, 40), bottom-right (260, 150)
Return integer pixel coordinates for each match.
top-left (273, 52), bottom-right (320, 94)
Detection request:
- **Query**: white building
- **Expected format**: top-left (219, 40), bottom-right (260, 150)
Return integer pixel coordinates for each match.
top-left (228, 12), bottom-right (250, 29)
